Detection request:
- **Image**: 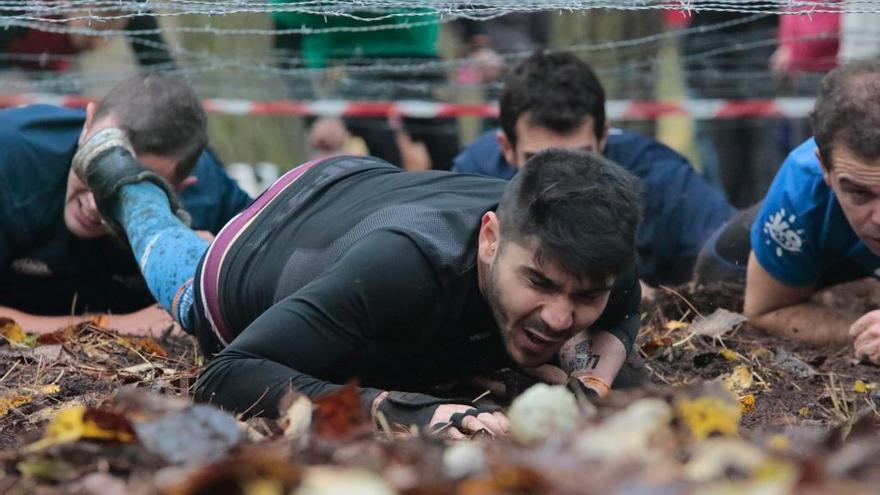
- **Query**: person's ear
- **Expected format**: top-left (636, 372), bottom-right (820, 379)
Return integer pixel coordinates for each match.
top-left (78, 102), bottom-right (97, 146)
top-left (816, 147), bottom-right (832, 186)
top-left (598, 121), bottom-right (610, 152)
top-left (175, 176), bottom-right (199, 192)
top-left (478, 211), bottom-right (501, 265)
top-left (497, 130), bottom-right (518, 167)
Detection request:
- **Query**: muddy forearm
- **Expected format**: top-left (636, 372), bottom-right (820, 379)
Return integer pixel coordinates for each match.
top-left (750, 302), bottom-right (856, 345)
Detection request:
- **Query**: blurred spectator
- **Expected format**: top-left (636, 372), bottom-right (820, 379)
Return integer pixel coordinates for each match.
top-left (455, 13), bottom-right (553, 130)
top-left (770, 7), bottom-right (840, 155)
top-left (270, 2), bottom-right (461, 170)
top-left (682, 12), bottom-right (785, 208)
top-left (0, 8), bottom-right (174, 73)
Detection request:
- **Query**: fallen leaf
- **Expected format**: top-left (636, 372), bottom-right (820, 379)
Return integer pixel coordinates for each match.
top-left (123, 336), bottom-right (168, 358)
top-left (444, 441), bottom-right (487, 479)
top-left (675, 395), bottom-right (741, 440)
top-left (16, 458), bottom-right (75, 481)
top-left (312, 381), bottom-right (371, 441)
top-left (640, 336), bottom-right (673, 357)
top-left (134, 404), bottom-right (244, 464)
top-left (293, 467), bottom-right (397, 495)
top-left (575, 398), bottom-right (673, 461)
top-left (36, 326), bottom-right (78, 345)
top-left (242, 478), bottom-right (285, 495)
top-left (0, 392), bottom-right (32, 418)
top-left (280, 394), bottom-right (313, 441)
top-left (853, 380), bottom-right (877, 394)
top-left (24, 405), bottom-right (135, 452)
top-left (664, 320), bottom-right (689, 331)
top-left (738, 394), bottom-right (756, 414)
top-left (690, 309), bottom-right (748, 338)
top-left (160, 445), bottom-right (300, 495)
top-left (39, 384), bottom-right (61, 395)
top-left (456, 467), bottom-right (546, 495)
top-left (0, 317), bottom-right (28, 345)
top-left (774, 348), bottom-right (817, 379)
top-left (720, 348), bottom-right (741, 361)
top-left (723, 365), bottom-right (754, 394)
top-left (767, 434), bottom-right (789, 451)
top-left (798, 407), bottom-right (811, 417)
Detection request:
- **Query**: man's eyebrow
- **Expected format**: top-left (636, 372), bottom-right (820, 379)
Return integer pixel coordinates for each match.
top-left (573, 284), bottom-right (612, 298)
top-left (523, 266), bottom-right (611, 295)
top-left (839, 177), bottom-right (872, 191)
top-left (522, 267), bottom-right (556, 285)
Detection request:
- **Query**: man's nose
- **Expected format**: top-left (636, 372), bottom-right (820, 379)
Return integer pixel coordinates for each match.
top-left (871, 200), bottom-right (880, 226)
top-left (541, 296), bottom-right (574, 333)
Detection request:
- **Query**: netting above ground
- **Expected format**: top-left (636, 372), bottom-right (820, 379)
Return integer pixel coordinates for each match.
top-left (0, 14), bottom-right (842, 100)
top-left (1, 1), bottom-right (880, 18)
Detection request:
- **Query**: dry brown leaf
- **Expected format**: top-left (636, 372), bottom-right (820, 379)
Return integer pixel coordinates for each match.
top-left (125, 336), bottom-right (168, 358)
top-left (312, 381), bottom-right (371, 441)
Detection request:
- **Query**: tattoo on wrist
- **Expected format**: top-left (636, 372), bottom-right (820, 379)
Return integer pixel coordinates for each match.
top-left (561, 339), bottom-right (600, 372)
top-left (574, 353), bottom-right (600, 371)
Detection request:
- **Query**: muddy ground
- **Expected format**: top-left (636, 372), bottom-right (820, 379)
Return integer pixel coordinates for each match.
top-left (1, 281), bottom-right (880, 493)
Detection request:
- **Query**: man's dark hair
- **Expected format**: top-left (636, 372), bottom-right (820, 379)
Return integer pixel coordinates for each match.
top-left (497, 148), bottom-right (642, 285)
top-left (811, 60), bottom-right (880, 167)
top-left (500, 52), bottom-right (606, 149)
top-left (93, 73), bottom-right (207, 182)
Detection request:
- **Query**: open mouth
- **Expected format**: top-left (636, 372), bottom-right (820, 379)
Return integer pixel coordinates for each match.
top-left (520, 326), bottom-right (561, 352)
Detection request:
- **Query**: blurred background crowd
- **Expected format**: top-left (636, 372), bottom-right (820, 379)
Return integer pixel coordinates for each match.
top-left (0, 2), bottom-right (875, 208)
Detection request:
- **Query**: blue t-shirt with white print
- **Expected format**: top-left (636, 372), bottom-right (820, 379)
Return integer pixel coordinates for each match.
top-left (751, 138), bottom-right (880, 286)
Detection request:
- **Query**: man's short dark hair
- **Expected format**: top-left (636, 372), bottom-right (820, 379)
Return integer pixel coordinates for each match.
top-left (93, 73), bottom-right (208, 182)
top-left (500, 52), bottom-right (606, 149)
top-left (497, 148), bottom-right (642, 285)
top-left (811, 60), bottom-right (880, 166)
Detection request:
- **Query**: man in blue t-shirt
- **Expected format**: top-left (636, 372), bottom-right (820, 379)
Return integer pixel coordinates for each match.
top-left (0, 74), bottom-right (252, 335)
top-left (453, 52), bottom-right (734, 286)
top-left (740, 61), bottom-right (880, 363)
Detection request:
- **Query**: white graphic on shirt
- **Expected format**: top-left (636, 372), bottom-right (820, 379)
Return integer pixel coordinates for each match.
top-left (11, 258), bottom-right (53, 277)
top-left (873, 268), bottom-right (880, 279)
top-left (763, 208), bottom-right (805, 257)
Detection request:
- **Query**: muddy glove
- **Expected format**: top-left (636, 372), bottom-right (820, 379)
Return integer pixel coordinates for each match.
top-left (72, 127), bottom-right (190, 237)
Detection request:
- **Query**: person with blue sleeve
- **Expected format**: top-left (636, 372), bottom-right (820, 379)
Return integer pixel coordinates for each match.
top-left (453, 52), bottom-right (735, 286)
top-left (741, 61), bottom-right (880, 362)
top-left (0, 73), bottom-right (251, 335)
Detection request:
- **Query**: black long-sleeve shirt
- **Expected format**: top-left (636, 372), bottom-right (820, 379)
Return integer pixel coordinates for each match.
top-left (194, 156), bottom-right (639, 418)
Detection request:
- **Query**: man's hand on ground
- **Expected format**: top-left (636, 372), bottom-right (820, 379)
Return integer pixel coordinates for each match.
top-left (850, 310), bottom-right (880, 364)
top-left (104, 305), bottom-right (180, 337)
top-left (430, 404), bottom-right (509, 439)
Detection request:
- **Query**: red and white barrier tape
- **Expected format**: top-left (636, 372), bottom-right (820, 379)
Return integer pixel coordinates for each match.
top-left (0, 94), bottom-right (816, 120)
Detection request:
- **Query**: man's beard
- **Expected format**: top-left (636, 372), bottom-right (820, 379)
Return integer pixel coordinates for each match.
top-left (483, 260), bottom-right (509, 334)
